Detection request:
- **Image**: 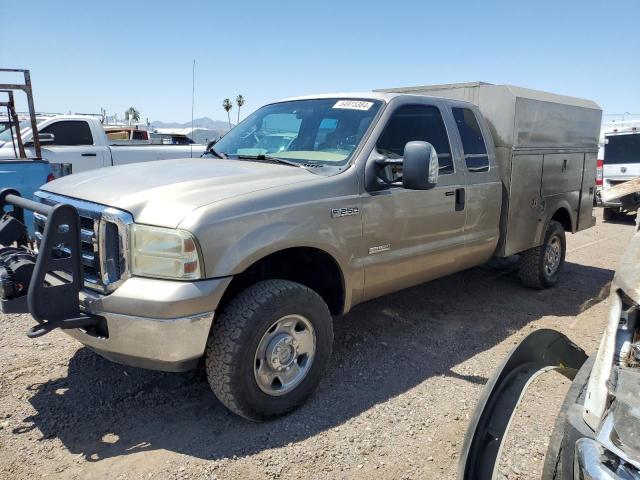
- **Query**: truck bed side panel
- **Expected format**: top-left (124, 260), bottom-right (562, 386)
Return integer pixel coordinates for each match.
top-left (542, 153), bottom-right (585, 197)
top-left (505, 153), bottom-right (544, 256)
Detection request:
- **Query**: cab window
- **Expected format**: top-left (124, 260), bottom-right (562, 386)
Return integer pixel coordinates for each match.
top-left (132, 130), bottom-right (148, 140)
top-left (376, 104), bottom-right (454, 183)
top-left (40, 121), bottom-right (94, 146)
top-left (452, 107), bottom-right (489, 172)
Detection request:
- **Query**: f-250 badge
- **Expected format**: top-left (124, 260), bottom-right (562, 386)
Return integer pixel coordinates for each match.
top-left (331, 206), bottom-right (360, 218)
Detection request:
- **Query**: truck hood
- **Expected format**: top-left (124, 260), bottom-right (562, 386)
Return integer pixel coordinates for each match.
top-left (42, 157), bottom-right (316, 227)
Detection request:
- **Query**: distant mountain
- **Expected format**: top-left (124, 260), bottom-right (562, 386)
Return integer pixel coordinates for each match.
top-left (151, 117), bottom-right (233, 131)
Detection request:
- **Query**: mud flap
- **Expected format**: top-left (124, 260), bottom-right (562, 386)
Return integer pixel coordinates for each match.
top-left (458, 329), bottom-right (588, 480)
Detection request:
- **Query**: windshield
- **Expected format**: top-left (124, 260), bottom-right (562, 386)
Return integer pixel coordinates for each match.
top-left (605, 133), bottom-right (640, 165)
top-left (210, 98), bottom-right (382, 167)
top-left (0, 120), bottom-right (34, 143)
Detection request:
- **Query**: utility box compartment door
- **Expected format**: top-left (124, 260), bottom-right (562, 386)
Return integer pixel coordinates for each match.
top-left (541, 153), bottom-right (584, 196)
top-left (578, 151), bottom-right (597, 230)
top-left (505, 153), bottom-right (544, 256)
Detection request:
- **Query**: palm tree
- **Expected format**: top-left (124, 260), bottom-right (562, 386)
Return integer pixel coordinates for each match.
top-left (222, 98), bottom-right (233, 129)
top-left (236, 95), bottom-right (245, 124)
top-left (124, 106), bottom-right (140, 125)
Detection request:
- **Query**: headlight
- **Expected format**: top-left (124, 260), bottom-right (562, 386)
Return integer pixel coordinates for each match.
top-left (130, 225), bottom-right (202, 280)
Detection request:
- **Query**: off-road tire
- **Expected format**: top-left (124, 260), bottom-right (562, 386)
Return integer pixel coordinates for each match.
top-left (602, 207), bottom-right (616, 222)
top-left (519, 220), bottom-right (566, 289)
top-left (205, 279), bottom-right (333, 421)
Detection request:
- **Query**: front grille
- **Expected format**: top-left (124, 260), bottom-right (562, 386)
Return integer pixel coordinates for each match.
top-left (33, 192), bottom-right (132, 293)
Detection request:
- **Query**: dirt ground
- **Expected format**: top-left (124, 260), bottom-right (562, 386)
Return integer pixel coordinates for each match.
top-left (0, 210), bottom-right (635, 480)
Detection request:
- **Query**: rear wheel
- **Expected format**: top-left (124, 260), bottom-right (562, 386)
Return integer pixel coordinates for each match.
top-left (519, 220), bottom-right (566, 289)
top-left (205, 279), bottom-right (333, 421)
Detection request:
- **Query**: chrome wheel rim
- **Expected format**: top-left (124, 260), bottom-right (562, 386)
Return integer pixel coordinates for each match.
top-left (544, 235), bottom-right (562, 276)
top-left (254, 314), bottom-right (316, 396)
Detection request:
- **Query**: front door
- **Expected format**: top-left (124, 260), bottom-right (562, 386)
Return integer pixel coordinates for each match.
top-left (361, 103), bottom-right (467, 301)
top-left (29, 120), bottom-right (107, 173)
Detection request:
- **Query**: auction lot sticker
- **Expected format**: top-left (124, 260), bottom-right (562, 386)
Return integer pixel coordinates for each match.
top-left (333, 100), bottom-right (374, 110)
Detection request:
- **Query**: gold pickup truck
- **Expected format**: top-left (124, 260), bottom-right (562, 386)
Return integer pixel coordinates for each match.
top-left (0, 82), bottom-right (602, 420)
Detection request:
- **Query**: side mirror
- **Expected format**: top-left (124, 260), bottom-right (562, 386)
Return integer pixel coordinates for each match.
top-left (38, 133), bottom-right (55, 145)
top-left (25, 133), bottom-right (55, 147)
top-left (402, 141), bottom-right (438, 190)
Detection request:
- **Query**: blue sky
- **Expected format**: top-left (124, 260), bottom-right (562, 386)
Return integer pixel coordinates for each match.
top-left (2, 0), bottom-right (639, 123)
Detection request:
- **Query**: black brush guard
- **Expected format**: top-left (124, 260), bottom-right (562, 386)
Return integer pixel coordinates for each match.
top-left (0, 188), bottom-right (101, 338)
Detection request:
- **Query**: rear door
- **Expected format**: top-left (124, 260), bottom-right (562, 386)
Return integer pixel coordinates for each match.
top-left (603, 132), bottom-right (640, 187)
top-left (34, 120), bottom-right (108, 173)
top-left (448, 105), bottom-right (502, 267)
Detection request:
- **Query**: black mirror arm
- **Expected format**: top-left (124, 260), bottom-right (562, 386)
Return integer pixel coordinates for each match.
top-left (364, 153), bottom-right (402, 192)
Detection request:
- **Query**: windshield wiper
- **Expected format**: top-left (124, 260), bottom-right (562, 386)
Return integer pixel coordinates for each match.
top-left (209, 148), bottom-right (227, 159)
top-left (234, 154), bottom-right (306, 169)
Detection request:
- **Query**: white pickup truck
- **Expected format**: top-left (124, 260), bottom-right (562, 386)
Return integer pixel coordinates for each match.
top-left (0, 115), bottom-right (207, 174)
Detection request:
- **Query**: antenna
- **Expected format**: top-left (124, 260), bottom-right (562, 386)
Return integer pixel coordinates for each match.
top-left (190, 59), bottom-right (195, 158)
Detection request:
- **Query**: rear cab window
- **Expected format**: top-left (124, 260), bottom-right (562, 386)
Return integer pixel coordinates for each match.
top-left (131, 130), bottom-right (148, 141)
top-left (40, 120), bottom-right (94, 146)
top-left (452, 107), bottom-right (489, 172)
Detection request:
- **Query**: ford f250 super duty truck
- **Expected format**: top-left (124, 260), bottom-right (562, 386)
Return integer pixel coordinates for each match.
top-left (0, 115), bottom-right (207, 174)
top-left (0, 82), bottom-right (602, 420)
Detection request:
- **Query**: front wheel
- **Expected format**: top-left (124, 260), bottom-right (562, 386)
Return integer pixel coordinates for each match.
top-left (205, 279), bottom-right (333, 421)
top-left (519, 220), bottom-right (566, 289)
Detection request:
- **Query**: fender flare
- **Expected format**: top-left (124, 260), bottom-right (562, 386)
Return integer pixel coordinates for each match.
top-left (547, 201), bottom-right (576, 232)
top-left (458, 329), bottom-right (587, 480)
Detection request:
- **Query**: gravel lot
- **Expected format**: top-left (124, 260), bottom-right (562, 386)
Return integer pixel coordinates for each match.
top-left (0, 211), bottom-right (635, 480)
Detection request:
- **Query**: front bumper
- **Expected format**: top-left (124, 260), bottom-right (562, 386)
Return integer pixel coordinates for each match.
top-left (68, 276), bottom-right (232, 372)
top-left (575, 438), bottom-right (639, 480)
top-left (0, 189), bottom-right (233, 372)
top-left (66, 311), bottom-right (214, 372)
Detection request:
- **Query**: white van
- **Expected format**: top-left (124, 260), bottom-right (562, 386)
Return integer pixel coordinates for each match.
top-left (596, 122), bottom-right (640, 220)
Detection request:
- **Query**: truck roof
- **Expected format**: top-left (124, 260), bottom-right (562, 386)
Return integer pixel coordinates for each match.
top-left (33, 114), bottom-right (102, 123)
top-left (280, 91), bottom-right (461, 104)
